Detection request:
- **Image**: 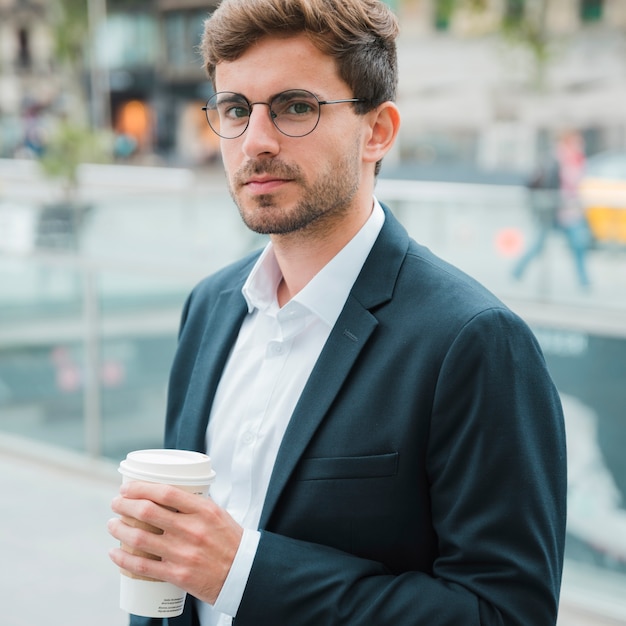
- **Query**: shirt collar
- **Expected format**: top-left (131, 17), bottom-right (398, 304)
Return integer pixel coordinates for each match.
top-left (242, 199), bottom-right (385, 327)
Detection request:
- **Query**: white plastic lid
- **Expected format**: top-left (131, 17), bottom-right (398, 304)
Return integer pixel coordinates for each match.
top-left (119, 449), bottom-right (216, 486)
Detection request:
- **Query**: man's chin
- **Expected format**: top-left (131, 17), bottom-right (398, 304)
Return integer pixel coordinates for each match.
top-left (241, 211), bottom-right (309, 236)
top-left (241, 217), bottom-right (292, 236)
top-left (239, 203), bottom-right (280, 235)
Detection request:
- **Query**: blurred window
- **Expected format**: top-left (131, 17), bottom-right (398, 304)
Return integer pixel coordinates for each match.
top-left (580, 0), bottom-right (603, 22)
top-left (99, 13), bottom-right (159, 69)
top-left (164, 9), bottom-right (207, 70)
top-left (505, 0), bottom-right (525, 23)
top-left (17, 28), bottom-right (31, 70)
top-left (586, 153), bottom-right (626, 179)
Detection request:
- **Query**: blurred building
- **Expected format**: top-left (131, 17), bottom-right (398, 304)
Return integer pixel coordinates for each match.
top-left (0, 0), bottom-right (54, 105)
top-left (0, 0), bottom-right (625, 170)
top-left (155, 0), bottom-right (220, 163)
top-left (0, 0), bottom-right (219, 163)
top-left (0, 0), bottom-right (55, 157)
top-left (104, 0), bottom-right (219, 163)
top-left (393, 0), bottom-right (626, 177)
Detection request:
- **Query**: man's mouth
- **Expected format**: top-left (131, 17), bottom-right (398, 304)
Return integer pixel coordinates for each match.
top-left (243, 175), bottom-right (291, 194)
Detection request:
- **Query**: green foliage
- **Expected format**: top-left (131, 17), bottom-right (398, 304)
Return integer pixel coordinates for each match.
top-left (503, 0), bottom-right (526, 25)
top-left (50, 0), bottom-right (90, 65)
top-left (434, 0), bottom-right (457, 30)
top-left (446, 0), bottom-right (554, 88)
top-left (500, 0), bottom-right (552, 88)
top-left (39, 121), bottom-right (111, 196)
top-left (464, 0), bottom-right (489, 9)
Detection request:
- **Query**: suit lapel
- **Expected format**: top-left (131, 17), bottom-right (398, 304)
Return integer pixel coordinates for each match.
top-left (259, 296), bottom-right (378, 528)
top-left (259, 205), bottom-right (410, 528)
top-left (173, 206), bottom-right (409, 526)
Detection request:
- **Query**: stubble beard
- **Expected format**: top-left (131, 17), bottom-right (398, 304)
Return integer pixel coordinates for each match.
top-left (228, 149), bottom-right (361, 237)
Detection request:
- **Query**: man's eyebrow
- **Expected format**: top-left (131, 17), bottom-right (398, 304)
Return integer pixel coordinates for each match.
top-left (216, 92), bottom-right (248, 103)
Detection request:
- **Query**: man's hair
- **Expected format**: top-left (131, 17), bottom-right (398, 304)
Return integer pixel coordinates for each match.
top-left (200, 0), bottom-right (399, 113)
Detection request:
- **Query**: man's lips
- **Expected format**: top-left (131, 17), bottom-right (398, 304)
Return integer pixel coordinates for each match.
top-left (243, 177), bottom-right (290, 194)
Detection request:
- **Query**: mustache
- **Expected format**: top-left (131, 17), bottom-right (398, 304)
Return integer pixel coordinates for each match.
top-left (234, 159), bottom-right (303, 185)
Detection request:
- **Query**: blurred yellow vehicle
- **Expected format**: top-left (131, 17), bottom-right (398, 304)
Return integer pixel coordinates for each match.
top-left (579, 151), bottom-right (626, 245)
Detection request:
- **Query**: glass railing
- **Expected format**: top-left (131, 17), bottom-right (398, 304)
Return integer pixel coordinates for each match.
top-left (1, 159), bottom-right (259, 460)
top-left (1, 160), bottom-right (625, 622)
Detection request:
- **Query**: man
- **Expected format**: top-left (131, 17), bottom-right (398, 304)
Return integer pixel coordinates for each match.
top-left (108, 1), bottom-right (567, 624)
top-left (513, 129), bottom-right (590, 288)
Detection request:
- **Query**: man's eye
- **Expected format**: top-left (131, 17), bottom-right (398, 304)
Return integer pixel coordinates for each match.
top-left (287, 101), bottom-right (314, 115)
top-left (225, 105), bottom-right (250, 120)
top-left (272, 98), bottom-right (316, 118)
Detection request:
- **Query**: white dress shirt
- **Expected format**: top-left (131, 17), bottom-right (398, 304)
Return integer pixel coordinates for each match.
top-left (197, 201), bottom-right (385, 626)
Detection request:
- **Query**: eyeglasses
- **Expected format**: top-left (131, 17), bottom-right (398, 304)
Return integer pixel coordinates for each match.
top-left (202, 89), bottom-right (366, 139)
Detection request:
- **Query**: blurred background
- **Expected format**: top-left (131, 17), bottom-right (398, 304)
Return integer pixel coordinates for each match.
top-left (1, 0), bottom-right (625, 624)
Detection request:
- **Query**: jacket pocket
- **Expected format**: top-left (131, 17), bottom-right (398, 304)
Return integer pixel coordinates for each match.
top-left (296, 452), bottom-right (399, 481)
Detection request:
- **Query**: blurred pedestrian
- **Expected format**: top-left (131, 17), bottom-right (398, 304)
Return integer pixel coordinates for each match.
top-left (513, 130), bottom-right (591, 288)
top-left (15, 100), bottom-right (47, 158)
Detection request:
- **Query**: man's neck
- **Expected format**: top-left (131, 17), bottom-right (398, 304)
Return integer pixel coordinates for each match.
top-left (271, 198), bottom-right (374, 308)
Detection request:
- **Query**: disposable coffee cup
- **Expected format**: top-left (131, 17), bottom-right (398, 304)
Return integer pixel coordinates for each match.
top-left (117, 449), bottom-right (216, 618)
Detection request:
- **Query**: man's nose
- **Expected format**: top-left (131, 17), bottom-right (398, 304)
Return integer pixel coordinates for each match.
top-left (241, 104), bottom-right (281, 157)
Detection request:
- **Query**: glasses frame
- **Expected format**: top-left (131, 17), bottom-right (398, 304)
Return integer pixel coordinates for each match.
top-left (201, 89), bottom-right (367, 139)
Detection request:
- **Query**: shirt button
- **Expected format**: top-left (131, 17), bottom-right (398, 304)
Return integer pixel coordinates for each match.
top-left (242, 431), bottom-right (255, 445)
top-left (268, 342), bottom-right (283, 355)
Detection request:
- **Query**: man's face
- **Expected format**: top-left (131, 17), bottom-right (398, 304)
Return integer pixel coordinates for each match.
top-left (214, 34), bottom-right (368, 237)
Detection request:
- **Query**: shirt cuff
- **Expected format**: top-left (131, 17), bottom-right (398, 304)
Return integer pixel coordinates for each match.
top-left (212, 528), bottom-right (261, 617)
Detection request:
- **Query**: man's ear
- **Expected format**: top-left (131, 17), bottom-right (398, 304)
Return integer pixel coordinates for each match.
top-left (363, 102), bottom-right (401, 165)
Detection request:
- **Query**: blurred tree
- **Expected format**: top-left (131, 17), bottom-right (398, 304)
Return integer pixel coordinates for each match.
top-left (48, 0), bottom-right (91, 122)
top-left (434, 0), bottom-right (555, 88)
top-left (50, 0), bottom-right (90, 69)
top-left (39, 120), bottom-right (110, 204)
top-left (434, 0), bottom-right (456, 30)
top-left (36, 119), bottom-right (110, 249)
top-left (37, 2), bottom-right (113, 198)
top-left (500, 0), bottom-right (552, 88)
top-left (48, 0), bottom-right (115, 127)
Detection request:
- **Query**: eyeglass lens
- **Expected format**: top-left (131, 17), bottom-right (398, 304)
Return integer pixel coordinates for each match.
top-left (205, 89), bottom-right (322, 138)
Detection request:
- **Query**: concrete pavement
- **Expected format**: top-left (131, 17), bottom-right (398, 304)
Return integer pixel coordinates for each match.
top-left (0, 434), bottom-right (126, 626)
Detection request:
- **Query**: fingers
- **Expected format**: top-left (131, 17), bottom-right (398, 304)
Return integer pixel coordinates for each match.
top-left (107, 512), bottom-right (180, 583)
top-left (111, 494), bottom-right (172, 537)
top-left (108, 480), bottom-right (244, 605)
top-left (110, 482), bottom-right (210, 538)
top-left (109, 539), bottom-right (168, 583)
top-left (108, 515), bottom-right (161, 554)
top-left (109, 484), bottom-right (184, 574)
top-left (108, 482), bottom-right (219, 573)
top-left (119, 480), bottom-right (205, 513)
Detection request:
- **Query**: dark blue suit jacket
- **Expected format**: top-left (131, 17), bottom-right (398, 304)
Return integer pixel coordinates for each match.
top-left (131, 205), bottom-right (567, 626)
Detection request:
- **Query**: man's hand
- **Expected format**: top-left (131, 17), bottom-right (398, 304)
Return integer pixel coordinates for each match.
top-left (108, 481), bottom-right (243, 605)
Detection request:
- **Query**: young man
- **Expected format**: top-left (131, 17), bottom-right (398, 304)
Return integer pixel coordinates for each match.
top-left (108, 1), bottom-right (567, 625)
